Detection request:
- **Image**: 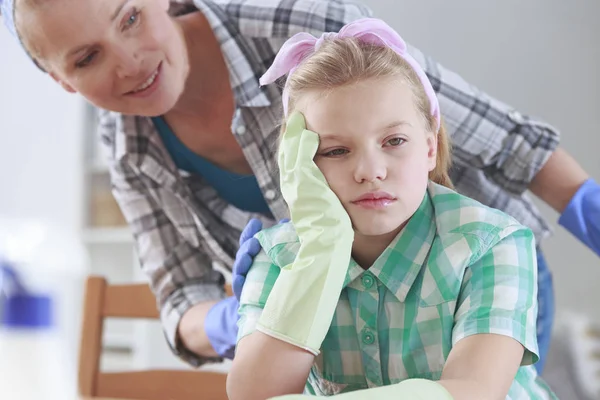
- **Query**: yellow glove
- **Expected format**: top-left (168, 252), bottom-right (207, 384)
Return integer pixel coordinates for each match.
top-left (256, 111), bottom-right (354, 355)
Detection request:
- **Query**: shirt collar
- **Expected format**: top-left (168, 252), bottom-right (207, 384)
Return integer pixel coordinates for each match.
top-left (344, 189), bottom-right (437, 302)
top-left (193, 0), bottom-right (272, 108)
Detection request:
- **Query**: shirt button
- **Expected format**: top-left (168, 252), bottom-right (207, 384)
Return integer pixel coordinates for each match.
top-left (264, 190), bottom-right (276, 200)
top-left (361, 273), bottom-right (374, 289)
top-left (508, 110), bottom-right (525, 124)
top-left (362, 330), bottom-right (375, 345)
top-left (236, 125), bottom-right (247, 135)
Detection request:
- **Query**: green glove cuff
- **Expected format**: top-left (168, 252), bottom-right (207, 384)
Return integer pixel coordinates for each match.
top-left (257, 235), bottom-right (353, 354)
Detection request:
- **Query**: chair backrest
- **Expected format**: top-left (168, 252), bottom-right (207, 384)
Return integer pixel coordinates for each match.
top-left (78, 276), bottom-right (230, 400)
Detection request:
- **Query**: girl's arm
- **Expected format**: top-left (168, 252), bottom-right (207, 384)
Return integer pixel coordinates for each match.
top-left (438, 224), bottom-right (541, 400)
top-left (229, 112), bottom-right (354, 400)
top-left (266, 336), bottom-right (523, 400)
top-left (226, 241), bottom-right (318, 400)
top-left (438, 334), bottom-right (524, 400)
top-left (227, 332), bottom-right (315, 400)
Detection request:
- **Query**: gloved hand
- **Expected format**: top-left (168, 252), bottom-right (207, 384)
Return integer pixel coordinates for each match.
top-left (205, 217), bottom-right (289, 358)
top-left (256, 111), bottom-right (354, 355)
top-left (558, 178), bottom-right (600, 257)
top-left (268, 379), bottom-right (454, 400)
top-left (232, 218), bottom-right (291, 300)
top-left (204, 296), bottom-right (239, 359)
top-left (232, 218), bottom-right (265, 301)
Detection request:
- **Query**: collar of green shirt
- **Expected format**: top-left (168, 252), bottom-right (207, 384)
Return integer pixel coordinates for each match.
top-left (343, 187), bottom-right (455, 305)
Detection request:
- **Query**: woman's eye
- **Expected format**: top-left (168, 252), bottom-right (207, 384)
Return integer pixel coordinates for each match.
top-left (124, 8), bottom-right (141, 29)
top-left (386, 137), bottom-right (405, 147)
top-left (323, 148), bottom-right (349, 157)
top-left (76, 52), bottom-right (97, 68)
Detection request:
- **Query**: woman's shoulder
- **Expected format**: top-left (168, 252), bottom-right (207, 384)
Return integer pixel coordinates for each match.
top-left (210, 0), bottom-right (373, 39)
top-left (255, 221), bottom-right (300, 267)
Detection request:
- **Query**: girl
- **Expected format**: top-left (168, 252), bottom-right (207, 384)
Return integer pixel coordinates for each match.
top-left (227, 18), bottom-right (557, 400)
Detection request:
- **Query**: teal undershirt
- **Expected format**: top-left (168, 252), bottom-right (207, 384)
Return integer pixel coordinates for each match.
top-left (152, 117), bottom-right (271, 215)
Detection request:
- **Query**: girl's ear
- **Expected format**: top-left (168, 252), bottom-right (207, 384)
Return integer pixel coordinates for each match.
top-left (426, 132), bottom-right (438, 172)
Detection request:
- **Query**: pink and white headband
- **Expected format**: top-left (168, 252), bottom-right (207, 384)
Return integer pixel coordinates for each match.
top-left (259, 18), bottom-right (441, 131)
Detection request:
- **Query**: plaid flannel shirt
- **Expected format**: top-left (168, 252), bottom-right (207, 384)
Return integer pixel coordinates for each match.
top-left (238, 182), bottom-right (557, 399)
top-left (98, 0), bottom-right (560, 365)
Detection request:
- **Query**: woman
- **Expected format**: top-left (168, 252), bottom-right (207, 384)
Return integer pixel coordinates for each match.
top-left (2, 0), bottom-right (597, 373)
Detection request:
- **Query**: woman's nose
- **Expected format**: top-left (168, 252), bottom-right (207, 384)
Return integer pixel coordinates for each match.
top-left (113, 44), bottom-right (142, 79)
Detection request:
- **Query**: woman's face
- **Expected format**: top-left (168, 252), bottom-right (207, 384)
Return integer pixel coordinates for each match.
top-left (17, 0), bottom-right (188, 116)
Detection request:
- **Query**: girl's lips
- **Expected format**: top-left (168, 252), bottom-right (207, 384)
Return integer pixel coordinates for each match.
top-left (352, 198), bottom-right (396, 210)
top-left (352, 190), bottom-right (396, 202)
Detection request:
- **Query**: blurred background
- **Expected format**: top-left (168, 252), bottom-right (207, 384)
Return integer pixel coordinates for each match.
top-left (1, 1), bottom-right (598, 399)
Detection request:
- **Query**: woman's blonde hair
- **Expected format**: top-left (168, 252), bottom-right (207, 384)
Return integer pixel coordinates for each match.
top-left (281, 38), bottom-right (453, 189)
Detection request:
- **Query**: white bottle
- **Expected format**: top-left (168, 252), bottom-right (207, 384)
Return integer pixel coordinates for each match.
top-left (0, 217), bottom-right (89, 394)
top-left (0, 279), bottom-right (78, 400)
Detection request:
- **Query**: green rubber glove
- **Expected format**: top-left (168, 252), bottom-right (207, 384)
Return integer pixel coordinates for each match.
top-left (256, 111), bottom-right (354, 355)
top-left (268, 379), bottom-right (454, 400)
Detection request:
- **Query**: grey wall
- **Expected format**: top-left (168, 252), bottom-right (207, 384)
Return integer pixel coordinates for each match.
top-left (0, 30), bottom-right (85, 232)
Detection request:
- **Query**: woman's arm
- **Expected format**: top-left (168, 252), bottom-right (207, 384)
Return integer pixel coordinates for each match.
top-left (99, 110), bottom-right (226, 364)
top-left (227, 332), bottom-right (315, 400)
top-left (110, 160), bottom-right (226, 361)
top-left (529, 147), bottom-right (589, 213)
top-left (177, 301), bottom-right (220, 357)
top-left (530, 147), bottom-right (600, 256)
top-left (406, 42), bottom-right (560, 198)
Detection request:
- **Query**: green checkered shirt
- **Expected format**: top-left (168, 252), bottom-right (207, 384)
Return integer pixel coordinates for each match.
top-left (237, 182), bottom-right (557, 399)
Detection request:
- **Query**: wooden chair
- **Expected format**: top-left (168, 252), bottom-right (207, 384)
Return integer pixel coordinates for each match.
top-left (78, 276), bottom-right (231, 400)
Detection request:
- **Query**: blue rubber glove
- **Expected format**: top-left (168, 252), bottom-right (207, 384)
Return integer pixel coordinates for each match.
top-left (205, 218), bottom-right (289, 358)
top-left (233, 219), bottom-right (265, 301)
top-left (204, 296), bottom-right (239, 359)
top-left (558, 178), bottom-right (600, 257)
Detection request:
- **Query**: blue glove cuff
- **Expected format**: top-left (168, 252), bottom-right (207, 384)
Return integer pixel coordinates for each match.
top-left (558, 178), bottom-right (600, 256)
top-left (204, 296), bottom-right (240, 359)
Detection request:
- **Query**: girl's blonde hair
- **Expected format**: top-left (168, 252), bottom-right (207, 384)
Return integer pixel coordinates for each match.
top-left (282, 38), bottom-right (453, 189)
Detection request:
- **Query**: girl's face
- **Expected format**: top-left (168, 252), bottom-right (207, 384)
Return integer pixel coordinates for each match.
top-left (297, 76), bottom-right (437, 239)
top-left (17, 0), bottom-right (188, 116)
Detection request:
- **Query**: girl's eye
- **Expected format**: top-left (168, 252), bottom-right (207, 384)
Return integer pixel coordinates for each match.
top-left (323, 148), bottom-right (349, 157)
top-left (76, 51), bottom-right (97, 68)
top-left (386, 137), bottom-right (405, 147)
